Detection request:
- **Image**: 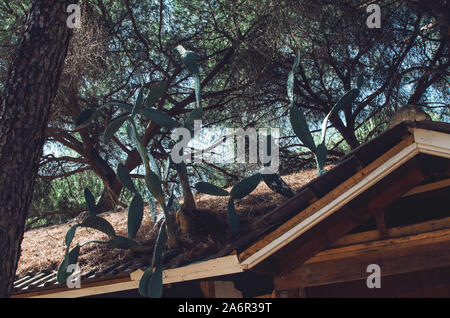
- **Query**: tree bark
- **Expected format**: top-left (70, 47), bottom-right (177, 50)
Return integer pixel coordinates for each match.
top-left (0, 0), bottom-right (76, 297)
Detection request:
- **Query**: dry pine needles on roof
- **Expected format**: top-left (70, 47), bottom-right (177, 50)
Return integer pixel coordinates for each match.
top-left (17, 166), bottom-right (331, 277)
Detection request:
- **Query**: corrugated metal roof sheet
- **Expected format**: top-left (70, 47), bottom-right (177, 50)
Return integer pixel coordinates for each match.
top-left (12, 258), bottom-right (147, 296)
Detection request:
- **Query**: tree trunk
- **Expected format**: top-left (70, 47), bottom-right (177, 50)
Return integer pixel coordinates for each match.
top-left (0, 0), bottom-right (76, 297)
top-left (96, 150), bottom-right (142, 212)
top-left (67, 83), bottom-right (122, 213)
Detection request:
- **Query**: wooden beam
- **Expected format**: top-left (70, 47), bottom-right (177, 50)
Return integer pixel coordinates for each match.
top-left (199, 281), bottom-right (215, 298)
top-left (274, 228), bottom-right (450, 290)
top-left (239, 137), bottom-right (417, 268)
top-left (375, 211), bottom-right (388, 239)
top-left (331, 215), bottom-right (450, 247)
top-left (402, 179), bottom-right (450, 197)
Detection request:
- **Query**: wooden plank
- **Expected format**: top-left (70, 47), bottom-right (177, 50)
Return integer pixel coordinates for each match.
top-left (331, 215), bottom-right (450, 247)
top-left (414, 128), bottom-right (450, 159)
top-left (239, 137), bottom-right (417, 267)
top-left (274, 228), bottom-right (450, 290)
top-left (161, 254), bottom-right (243, 284)
top-left (402, 179), bottom-right (450, 197)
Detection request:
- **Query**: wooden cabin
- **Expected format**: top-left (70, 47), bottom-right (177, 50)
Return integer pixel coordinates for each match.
top-left (11, 121), bottom-right (450, 298)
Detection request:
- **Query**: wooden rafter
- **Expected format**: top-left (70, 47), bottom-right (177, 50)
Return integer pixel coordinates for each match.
top-left (331, 215), bottom-right (450, 247)
top-left (402, 178), bottom-right (450, 197)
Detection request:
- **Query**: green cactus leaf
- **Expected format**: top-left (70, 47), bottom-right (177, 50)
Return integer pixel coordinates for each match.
top-left (162, 157), bottom-right (171, 181)
top-left (132, 88), bottom-right (144, 117)
top-left (127, 193), bottom-right (144, 240)
top-left (180, 50), bottom-right (200, 75)
top-left (195, 182), bottom-right (229, 196)
top-left (104, 116), bottom-right (128, 143)
top-left (230, 173), bottom-right (262, 199)
top-left (185, 107), bottom-right (202, 126)
top-left (287, 50), bottom-right (301, 103)
top-left (320, 88), bottom-right (359, 144)
top-left (67, 245), bottom-right (81, 264)
top-left (330, 88), bottom-right (359, 116)
top-left (315, 142), bottom-right (328, 172)
top-left (227, 198), bottom-right (240, 234)
top-left (148, 153), bottom-right (161, 180)
top-left (107, 236), bottom-right (140, 250)
top-left (80, 216), bottom-right (116, 238)
top-left (139, 108), bottom-right (179, 129)
top-left (152, 222), bottom-right (167, 267)
top-left (56, 259), bottom-right (69, 284)
top-left (74, 108), bottom-right (97, 130)
top-left (138, 266), bottom-right (153, 297)
top-left (65, 225), bottom-right (79, 247)
top-left (148, 199), bottom-right (157, 222)
top-left (144, 166), bottom-right (165, 208)
top-left (145, 81), bottom-right (167, 108)
top-left (57, 245), bottom-right (80, 284)
top-left (290, 104), bottom-right (317, 151)
top-left (148, 266), bottom-right (163, 298)
top-left (262, 174), bottom-right (294, 198)
top-left (83, 188), bottom-right (97, 216)
top-left (126, 123), bottom-right (147, 163)
top-left (117, 163), bottom-right (136, 193)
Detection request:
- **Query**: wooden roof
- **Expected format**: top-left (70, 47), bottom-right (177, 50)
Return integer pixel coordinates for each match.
top-left (233, 121), bottom-right (450, 274)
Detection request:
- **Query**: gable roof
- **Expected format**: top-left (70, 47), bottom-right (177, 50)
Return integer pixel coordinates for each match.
top-left (229, 121), bottom-right (450, 273)
top-left (12, 120), bottom-right (450, 297)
